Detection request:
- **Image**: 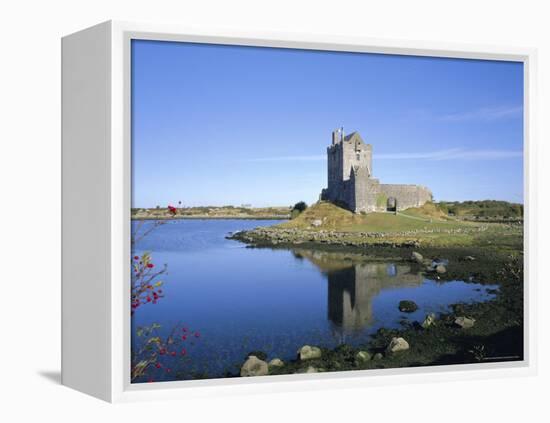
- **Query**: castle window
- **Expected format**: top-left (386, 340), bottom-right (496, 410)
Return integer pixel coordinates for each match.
top-left (356, 153), bottom-right (360, 160)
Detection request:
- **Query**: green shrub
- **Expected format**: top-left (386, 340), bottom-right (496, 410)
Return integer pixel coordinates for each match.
top-left (293, 201), bottom-right (308, 212)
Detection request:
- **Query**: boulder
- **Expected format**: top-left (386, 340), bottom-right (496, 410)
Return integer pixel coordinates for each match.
top-left (311, 219), bottom-right (323, 227)
top-left (454, 316), bottom-right (476, 329)
top-left (268, 358), bottom-right (284, 368)
top-left (411, 251), bottom-right (423, 264)
top-left (355, 350), bottom-right (372, 363)
top-left (399, 300), bottom-right (419, 313)
top-left (373, 353), bottom-right (384, 360)
top-left (386, 337), bottom-right (410, 354)
top-left (435, 264), bottom-right (447, 274)
top-left (246, 350), bottom-right (267, 361)
top-left (240, 355), bottom-right (269, 377)
top-left (421, 313), bottom-right (436, 329)
top-left (464, 256), bottom-right (476, 261)
top-left (298, 345), bottom-right (322, 360)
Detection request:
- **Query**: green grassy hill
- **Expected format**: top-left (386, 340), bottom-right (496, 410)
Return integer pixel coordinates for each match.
top-left (437, 200), bottom-right (523, 219)
top-left (278, 201), bottom-right (476, 233)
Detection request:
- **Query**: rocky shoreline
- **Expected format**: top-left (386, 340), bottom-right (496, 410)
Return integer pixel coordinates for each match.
top-left (219, 207), bottom-right (523, 379)
top-left (227, 225), bottom-right (489, 248)
top-left (237, 286), bottom-right (520, 378)
top-left (227, 244), bottom-right (523, 378)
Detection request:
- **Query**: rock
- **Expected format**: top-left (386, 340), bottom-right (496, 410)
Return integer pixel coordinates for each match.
top-left (386, 337), bottom-right (410, 353)
top-left (454, 316), bottom-right (476, 329)
top-left (464, 256), bottom-right (476, 261)
top-left (311, 219), bottom-right (323, 227)
top-left (298, 345), bottom-right (322, 360)
top-left (355, 350), bottom-right (372, 363)
top-left (246, 350), bottom-right (267, 361)
top-left (421, 313), bottom-right (436, 329)
top-left (268, 358), bottom-right (284, 368)
top-left (373, 353), bottom-right (383, 360)
top-left (399, 300), bottom-right (419, 313)
top-left (435, 264), bottom-right (447, 274)
top-left (240, 355), bottom-right (269, 377)
top-left (411, 251), bottom-right (423, 263)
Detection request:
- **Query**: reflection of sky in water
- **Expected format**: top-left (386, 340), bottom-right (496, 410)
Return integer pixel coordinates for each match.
top-left (132, 219), bottom-right (498, 382)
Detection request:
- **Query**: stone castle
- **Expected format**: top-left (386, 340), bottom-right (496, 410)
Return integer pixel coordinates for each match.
top-left (321, 128), bottom-right (432, 213)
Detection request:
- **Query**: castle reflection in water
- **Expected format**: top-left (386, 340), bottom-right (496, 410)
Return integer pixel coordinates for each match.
top-left (291, 249), bottom-right (424, 338)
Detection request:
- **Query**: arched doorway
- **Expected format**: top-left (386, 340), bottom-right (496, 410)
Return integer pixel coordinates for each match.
top-left (387, 197), bottom-right (397, 212)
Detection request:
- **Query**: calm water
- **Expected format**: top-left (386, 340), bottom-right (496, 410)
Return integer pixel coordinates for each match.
top-left (131, 219), bottom-right (497, 382)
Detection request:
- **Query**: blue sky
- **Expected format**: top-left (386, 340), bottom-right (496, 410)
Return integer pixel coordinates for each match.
top-left (131, 40), bottom-right (523, 208)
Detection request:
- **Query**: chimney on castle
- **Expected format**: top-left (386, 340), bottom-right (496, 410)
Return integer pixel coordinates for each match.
top-left (340, 126), bottom-right (344, 142)
top-left (332, 128), bottom-right (340, 145)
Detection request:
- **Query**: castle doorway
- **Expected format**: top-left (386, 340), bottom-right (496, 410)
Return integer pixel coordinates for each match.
top-left (387, 197), bottom-right (397, 212)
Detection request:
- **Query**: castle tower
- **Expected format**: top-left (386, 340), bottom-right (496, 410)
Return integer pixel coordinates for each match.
top-left (321, 128), bottom-right (432, 213)
top-left (323, 129), bottom-right (373, 211)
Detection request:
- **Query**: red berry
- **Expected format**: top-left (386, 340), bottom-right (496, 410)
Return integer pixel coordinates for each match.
top-left (194, 332), bottom-right (200, 338)
top-left (155, 362), bottom-right (161, 369)
top-left (134, 256), bottom-right (139, 260)
top-left (147, 263), bottom-right (154, 268)
top-left (171, 351), bottom-right (176, 357)
top-left (181, 335), bottom-right (187, 341)
top-left (181, 348), bottom-right (187, 356)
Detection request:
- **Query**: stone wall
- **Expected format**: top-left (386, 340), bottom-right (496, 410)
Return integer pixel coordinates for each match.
top-left (379, 184), bottom-right (432, 211)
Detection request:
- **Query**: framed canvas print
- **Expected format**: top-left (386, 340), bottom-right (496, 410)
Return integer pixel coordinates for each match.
top-left (62, 21), bottom-right (537, 402)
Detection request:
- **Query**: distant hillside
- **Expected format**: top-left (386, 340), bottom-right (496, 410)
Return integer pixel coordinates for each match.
top-left (436, 200), bottom-right (523, 220)
top-left (131, 205), bottom-right (291, 220)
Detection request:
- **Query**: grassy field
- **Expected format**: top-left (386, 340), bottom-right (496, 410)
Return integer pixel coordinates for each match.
top-left (279, 201), bottom-right (478, 232)
top-left (437, 200), bottom-right (523, 221)
top-left (247, 201), bottom-right (523, 249)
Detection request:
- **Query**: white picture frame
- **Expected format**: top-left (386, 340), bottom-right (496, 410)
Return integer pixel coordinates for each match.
top-left (61, 20), bottom-right (538, 403)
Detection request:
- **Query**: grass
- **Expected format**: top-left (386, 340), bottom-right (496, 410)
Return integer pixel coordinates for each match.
top-left (438, 200), bottom-right (523, 219)
top-left (400, 202), bottom-right (451, 220)
top-left (279, 201), bottom-right (477, 233)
